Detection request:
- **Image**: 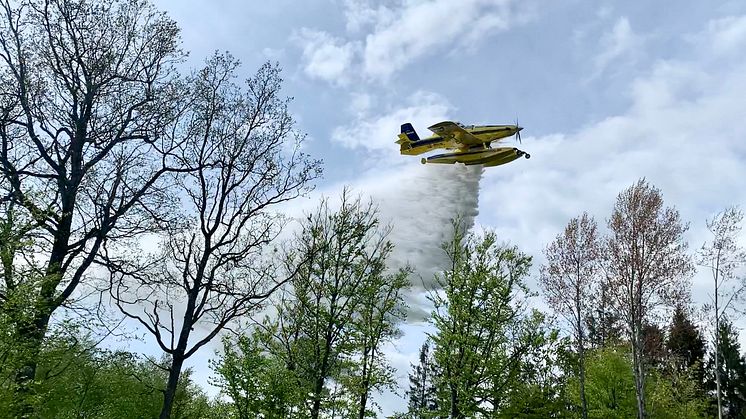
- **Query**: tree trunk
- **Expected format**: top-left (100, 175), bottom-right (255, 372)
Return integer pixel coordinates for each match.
top-left (12, 310), bottom-right (51, 418)
top-left (357, 381), bottom-right (369, 419)
top-left (310, 375), bottom-right (324, 419)
top-left (160, 351), bottom-right (186, 419)
top-left (715, 296), bottom-right (723, 419)
top-left (578, 341), bottom-right (588, 419)
top-left (357, 349), bottom-right (370, 419)
top-left (450, 384), bottom-right (461, 419)
top-left (12, 197), bottom-right (75, 417)
top-left (576, 283), bottom-right (589, 419)
top-left (631, 325), bottom-right (647, 419)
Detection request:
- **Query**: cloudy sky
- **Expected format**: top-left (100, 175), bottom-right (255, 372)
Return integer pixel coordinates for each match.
top-left (144, 0), bottom-right (746, 415)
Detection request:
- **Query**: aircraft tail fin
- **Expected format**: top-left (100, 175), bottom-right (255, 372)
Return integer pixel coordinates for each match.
top-left (400, 123), bottom-right (420, 142)
top-left (396, 123), bottom-right (419, 151)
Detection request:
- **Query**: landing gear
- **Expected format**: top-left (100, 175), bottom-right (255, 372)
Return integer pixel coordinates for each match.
top-left (524, 153), bottom-right (530, 159)
top-left (421, 158), bottom-right (427, 164)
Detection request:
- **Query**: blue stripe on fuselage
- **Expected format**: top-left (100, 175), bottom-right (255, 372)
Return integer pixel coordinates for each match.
top-left (410, 137), bottom-right (446, 148)
top-left (428, 148), bottom-right (515, 160)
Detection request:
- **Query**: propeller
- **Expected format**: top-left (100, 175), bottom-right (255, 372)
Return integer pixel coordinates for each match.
top-left (514, 118), bottom-right (522, 144)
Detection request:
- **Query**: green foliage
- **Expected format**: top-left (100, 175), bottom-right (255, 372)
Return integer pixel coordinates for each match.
top-left (497, 325), bottom-right (571, 418)
top-left (0, 330), bottom-right (213, 418)
top-left (647, 368), bottom-right (709, 419)
top-left (210, 334), bottom-right (302, 418)
top-left (706, 320), bottom-right (746, 418)
top-left (585, 281), bottom-right (624, 349)
top-left (257, 191), bottom-right (409, 419)
top-left (568, 347), bottom-right (640, 418)
top-left (428, 221), bottom-right (543, 418)
top-left (568, 346), bottom-right (709, 419)
top-left (405, 340), bottom-right (439, 418)
top-left (666, 305), bottom-right (706, 384)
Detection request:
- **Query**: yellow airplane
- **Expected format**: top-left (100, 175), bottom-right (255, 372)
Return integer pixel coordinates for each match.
top-left (395, 121), bottom-right (530, 167)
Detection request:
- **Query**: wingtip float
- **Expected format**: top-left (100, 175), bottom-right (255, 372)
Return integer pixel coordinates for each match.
top-left (396, 121), bottom-right (530, 167)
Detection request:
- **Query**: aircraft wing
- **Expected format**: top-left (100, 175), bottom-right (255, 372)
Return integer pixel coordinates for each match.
top-left (427, 121), bottom-right (482, 147)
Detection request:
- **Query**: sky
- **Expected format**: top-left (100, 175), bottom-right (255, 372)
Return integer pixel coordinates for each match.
top-left (136, 0), bottom-right (746, 415)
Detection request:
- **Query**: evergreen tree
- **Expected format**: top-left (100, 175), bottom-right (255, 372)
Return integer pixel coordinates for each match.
top-left (586, 280), bottom-right (624, 349)
top-left (706, 321), bottom-right (746, 419)
top-left (406, 340), bottom-right (439, 418)
top-left (666, 305), bottom-right (706, 384)
top-left (642, 323), bottom-right (667, 371)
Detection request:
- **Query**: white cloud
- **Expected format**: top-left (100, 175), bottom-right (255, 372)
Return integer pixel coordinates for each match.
top-left (294, 28), bottom-right (358, 84)
top-left (704, 15), bottom-right (746, 55)
top-left (342, 0), bottom-right (394, 33)
top-left (361, 0), bottom-right (523, 79)
top-left (591, 16), bottom-right (643, 79)
top-left (331, 90), bottom-right (452, 152)
top-left (296, 0), bottom-right (530, 83)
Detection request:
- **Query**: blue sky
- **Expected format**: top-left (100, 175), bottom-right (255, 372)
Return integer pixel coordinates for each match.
top-left (143, 0), bottom-right (746, 415)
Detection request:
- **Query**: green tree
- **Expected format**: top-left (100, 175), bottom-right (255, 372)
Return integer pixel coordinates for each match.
top-left (570, 346), bottom-right (707, 419)
top-left (348, 264), bottom-right (409, 419)
top-left (666, 304), bottom-right (706, 384)
top-left (428, 220), bottom-right (537, 418)
top-left (0, 0), bottom-right (184, 414)
top-left (586, 280), bottom-right (624, 349)
top-left (642, 323), bottom-right (666, 371)
top-left (497, 324), bottom-right (570, 418)
top-left (405, 340), bottom-right (439, 418)
top-left (1, 329), bottom-right (213, 418)
top-left (706, 320), bottom-right (746, 419)
top-left (261, 191), bottom-right (403, 419)
top-left (210, 334), bottom-right (301, 418)
top-left (572, 346), bottom-right (640, 418)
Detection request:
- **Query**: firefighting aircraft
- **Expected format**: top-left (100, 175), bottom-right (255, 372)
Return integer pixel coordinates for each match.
top-left (395, 121), bottom-right (530, 166)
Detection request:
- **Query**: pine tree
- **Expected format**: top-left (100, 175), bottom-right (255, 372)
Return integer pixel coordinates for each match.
top-left (706, 321), bottom-right (746, 419)
top-left (642, 323), bottom-right (667, 371)
top-left (586, 280), bottom-right (624, 349)
top-left (666, 305), bottom-right (706, 384)
top-left (406, 341), bottom-right (438, 418)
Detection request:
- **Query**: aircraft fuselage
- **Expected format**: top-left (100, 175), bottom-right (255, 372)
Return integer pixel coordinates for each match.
top-left (400, 124), bottom-right (522, 156)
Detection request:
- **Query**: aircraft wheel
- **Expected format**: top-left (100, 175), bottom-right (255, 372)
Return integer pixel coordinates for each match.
top-left (421, 158), bottom-right (426, 164)
top-left (525, 153), bottom-right (531, 159)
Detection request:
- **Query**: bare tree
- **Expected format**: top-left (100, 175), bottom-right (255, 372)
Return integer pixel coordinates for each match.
top-left (604, 179), bottom-right (693, 419)
top-left (0, 0), bottom-right (185, 414)
top-left (102, 53), bottom-right (321, 419)
top-left (539, 212), bottom-right (600, 419)
top-left (698, 206), bottom-right (746, 419)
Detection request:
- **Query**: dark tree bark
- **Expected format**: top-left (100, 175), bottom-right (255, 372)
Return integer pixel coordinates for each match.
top-left (0, 1), bottom-right (184, 415)
top-left (103, 53), bottom-right (321, 419)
